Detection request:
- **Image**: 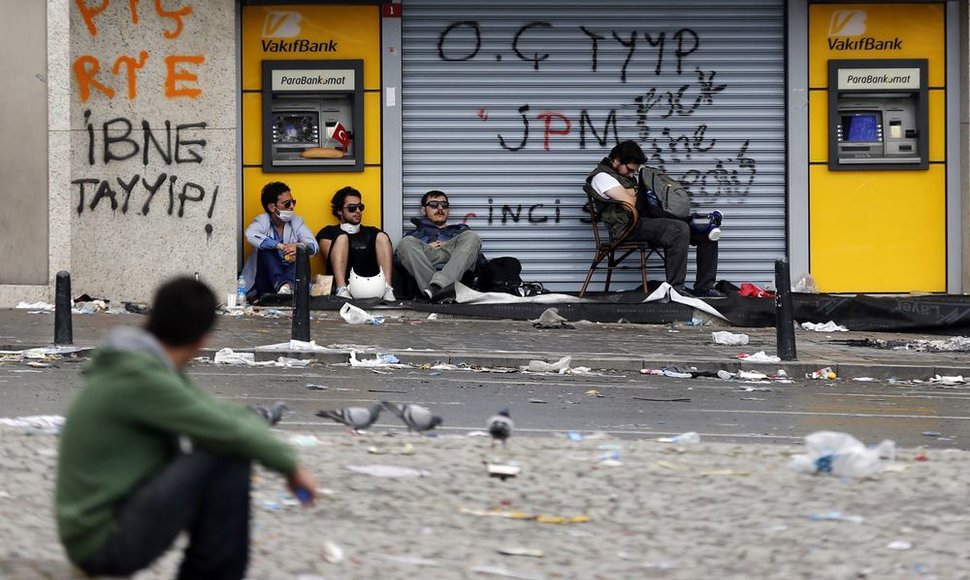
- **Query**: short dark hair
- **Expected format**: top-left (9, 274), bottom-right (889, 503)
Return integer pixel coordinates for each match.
top-left (331, 186), bottom-right (362, 217)
top-left (260, 182), bottom-right (290, 213)
top-left (146, 277), bottom-right (217, 347)
top-left (609, 141), bottom-right (646, 165)
top-left (420, 190), bottom-right (448, 206)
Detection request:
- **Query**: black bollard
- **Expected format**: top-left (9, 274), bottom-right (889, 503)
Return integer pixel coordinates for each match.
top-left (775, 258), bottom-right (797, 361)
top-left (291, 245), bottom-right (311, 342)
top-left (54, 271), bottom-right (73, 345)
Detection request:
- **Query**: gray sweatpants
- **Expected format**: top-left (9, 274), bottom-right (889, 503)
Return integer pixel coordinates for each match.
top-left (395, 231), bottom-right (482, 291)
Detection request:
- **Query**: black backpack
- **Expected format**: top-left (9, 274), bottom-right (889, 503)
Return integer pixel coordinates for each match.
top-left (477, 257), bottom-right (547, 297)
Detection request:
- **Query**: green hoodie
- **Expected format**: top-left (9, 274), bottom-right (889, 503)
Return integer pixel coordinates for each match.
top-left (55, 327), bottom-right (297, 564)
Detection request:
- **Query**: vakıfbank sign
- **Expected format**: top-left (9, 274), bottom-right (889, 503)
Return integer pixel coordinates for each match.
top-left (810, 4), bottom-right (945, 65)
top-left (826, 9), bottom-right (901, 51)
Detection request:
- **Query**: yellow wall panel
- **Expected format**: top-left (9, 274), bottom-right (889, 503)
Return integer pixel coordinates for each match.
top-left (928, 89), bottom-right (945, 162)
top-left (809, 165), bottom-right (945, 292)
top-left (808, 91), bottom-right (829, 163)
top-left (808, 4), bottom-right (945, 88)
top-left (364, 92), bottom-right (382, 165)
top-left (241, 5), bottom-right (381, 91)
top-left (242, 168), bottom-right (383, 278)
top-left (242, 93), bottom-right (262, 167)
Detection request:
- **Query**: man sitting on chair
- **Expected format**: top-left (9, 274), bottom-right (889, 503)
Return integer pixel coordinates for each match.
top-left (586, 140), bottom-right (723, 297)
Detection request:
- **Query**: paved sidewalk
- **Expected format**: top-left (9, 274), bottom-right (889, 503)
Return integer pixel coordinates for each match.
top-left (2, 307), bottom-right (969, 381)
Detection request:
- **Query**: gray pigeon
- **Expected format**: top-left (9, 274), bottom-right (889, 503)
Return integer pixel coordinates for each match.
top-left (487, 409), bottom-right (513, 448)
top-left (316, 404), bottom-right (382, 433)
top-left (249, 401), bottom-right (288, 426)
top-left (381, 401), bottom-right (443, 433)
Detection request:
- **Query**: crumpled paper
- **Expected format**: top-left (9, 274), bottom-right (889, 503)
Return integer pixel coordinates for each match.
top-left (801, 321), bottom-right (848, 332)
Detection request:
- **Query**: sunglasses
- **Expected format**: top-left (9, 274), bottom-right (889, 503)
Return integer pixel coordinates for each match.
top-left (344, 203), bottom-right (365, 213)
top-left (424, 200), bottom-right (450, 209)
top-left (277, 199), bottom-right (297, 209)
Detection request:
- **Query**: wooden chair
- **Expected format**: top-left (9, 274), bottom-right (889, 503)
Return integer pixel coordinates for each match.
top-left (579, 188), bottom-right (665, 297)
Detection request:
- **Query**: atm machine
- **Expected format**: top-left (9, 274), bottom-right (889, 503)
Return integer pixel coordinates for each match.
top-left (261, 60), bottom-right (364, 172)
top-left (828, 59), bottom-right (928, 171)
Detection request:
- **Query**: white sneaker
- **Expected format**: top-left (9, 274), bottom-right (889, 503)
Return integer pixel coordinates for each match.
top-left (336, 285), bottom-right (352, 299)
top-left (277, 283), bottom-right (293, 295)
top-left (382, 286), bottom-right (396, 302)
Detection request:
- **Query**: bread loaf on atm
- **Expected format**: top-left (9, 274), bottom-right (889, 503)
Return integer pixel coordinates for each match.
top-left (301, 147), bottom-right (344, 159)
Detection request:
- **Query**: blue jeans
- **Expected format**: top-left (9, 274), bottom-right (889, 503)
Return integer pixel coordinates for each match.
top-left (78, 451), bottom-right (251, 580)
top-left (251, 248), bottom-right (295, 299)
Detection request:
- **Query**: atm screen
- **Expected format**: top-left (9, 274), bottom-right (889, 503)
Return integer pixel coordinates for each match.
top-left (272, 112), bottom-right (319, 145)
top-left (841, 112), bottom-right (880, 143)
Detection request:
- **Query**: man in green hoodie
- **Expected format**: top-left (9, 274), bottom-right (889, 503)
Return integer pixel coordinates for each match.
top-left (55, 276), bottom-right (317, 579)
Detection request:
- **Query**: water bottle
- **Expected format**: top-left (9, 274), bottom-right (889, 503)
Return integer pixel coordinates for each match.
top-left (236, 274), bottom-right (247, 308)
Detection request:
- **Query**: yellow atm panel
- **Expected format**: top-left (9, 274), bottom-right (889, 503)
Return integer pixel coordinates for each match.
top-left (808, 3), bottom-right (946, 292)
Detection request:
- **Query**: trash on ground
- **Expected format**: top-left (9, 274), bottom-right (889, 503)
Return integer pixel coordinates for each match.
top-left (339, 302), bottom-right (384, 325)
top-left (584, 389), bottom-right (602, 397)
top-left (807, 511), bottom-right (864, 524)
top-left (632, 396), bottom-right (691, 402)
top-left (427, 362), bottom-right (516, 373)
top-left (306, 383), bottom-right (329, 390)
top-left (717, 369), bottom-right (736, 380)
top-left (929, 374), bottom-right (965, 386)
top-left (488, 463), bottom-right (521, 480)
top-left (345, 464), bottom-right (431, 478)
top-left (521, 355), bottom-right (571, 373)
top-left (276, 356), bottom-right (311, 368)
top-left (0, 415), bottom-right (65, 433)
top-left (16, 301), bottom-right (56, 312)
top-left (212, 348), bottom-right (257, 366)
top-left (287, 434), bottom-right (323, 447)
top-left (641, 367), bottom-right (695, 378)
top-left (886, 540), bottom-right (913, 551)
top-left (657, 432), bottom-right (701, 444)
top-left (567, 431), bottom-right (583, 441)
top-left (736, 351), bottom-right (782, 363)
top-left (738, 370), bottom-right (769, 380)
top-left (497, 547), bottom-right (545, 558)
top-left (322, 540), bottom-right (344, 563)
top-left (801, 320), bottom-right (849, 332)
top-left (712, 331), bottom-right (749, 346)
top-left (806, 367), bottom-right (838, 380)
top-left (256, 340), bottom-right (332, 352)
top-left (459, 506), bottom-right (590, 524)
top-left (349, 351), bottom-right (407, 368)
top-left (530, 307), bottom-right (574, 329)
top-left (852, 377), bottom-right (876, 382)
top-left (921, 431), bottom-right (942, 437)
top-left (789, 431), bottom-right (895, 478)
top-left (375, 554), bottom-right (439, 567)
top-left (469, 565), bottom-right (545, 580)
top-left (738, 283), bottom-right (775, 299)
top-left (528, 398), bottom-right (548, 404)
top-left (793, 273), bottom-right (818, 293)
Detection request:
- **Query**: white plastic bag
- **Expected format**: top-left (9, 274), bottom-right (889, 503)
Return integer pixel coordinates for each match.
top-left (712, 331), bottom-right (749, 346)
top-left (339, 302), bottom-right (378, 325)
top-left (789, 431), bottom-right (895, 478)
top-left (793, 273), bottom-right (818, 293)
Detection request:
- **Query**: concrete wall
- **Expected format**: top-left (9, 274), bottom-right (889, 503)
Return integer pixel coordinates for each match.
top-left (0, 0), bottom-right (49, 285)
top-left (67, 0), bottom-right (237, 303)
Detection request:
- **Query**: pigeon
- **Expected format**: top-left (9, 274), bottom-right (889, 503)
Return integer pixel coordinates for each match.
top-left (381, 401), bottom-right (443, 433)
top-left (249, 401), bottom-right (288, 426)
top-left (487, 409), bottom-right (513, 448)
top-left (316, 404), bottom-right (383, 433)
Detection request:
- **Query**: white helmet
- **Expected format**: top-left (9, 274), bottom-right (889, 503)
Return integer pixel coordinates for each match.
top-left (348, 268), bottom-right (386, 299)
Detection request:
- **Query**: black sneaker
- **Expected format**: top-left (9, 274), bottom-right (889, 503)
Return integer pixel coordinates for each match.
top-left (428, 283), bottom-right (456, 303)
top-left (693, 287), bottom-right (726, 298)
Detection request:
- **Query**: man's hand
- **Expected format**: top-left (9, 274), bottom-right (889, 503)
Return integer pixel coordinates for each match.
top-left (282, 243), bottom-right (298, 257)
top-left (429, 240), bottom-right (444, 249)
top-left (287, 464), bottom-right (318, 506)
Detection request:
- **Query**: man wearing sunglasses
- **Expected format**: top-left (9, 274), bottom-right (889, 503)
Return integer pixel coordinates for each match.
top-left (315, 186), bottom-right (395, 301)
top-left (396, 190), bottom-right (485, 303)
top-left (241, 182), bottom-right (319, 301)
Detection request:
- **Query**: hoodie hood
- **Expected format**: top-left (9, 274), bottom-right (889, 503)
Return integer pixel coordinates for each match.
top-left (101, 326), bottom-right (175, 371)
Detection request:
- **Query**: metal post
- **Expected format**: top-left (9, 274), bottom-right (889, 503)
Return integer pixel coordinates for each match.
top-left (775, 258), bottom-right (797, 361)
top-left (291, 245), bottom-right (311, 342)
top-left (54, 271), bottom-right (73, 345)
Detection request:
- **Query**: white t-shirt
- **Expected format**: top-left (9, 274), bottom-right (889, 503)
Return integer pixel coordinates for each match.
top-left (590, 173), bottom-right (622, 200)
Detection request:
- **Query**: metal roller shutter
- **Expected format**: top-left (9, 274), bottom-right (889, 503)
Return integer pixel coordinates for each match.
top-left (401, 0), bottom-right (786, 291)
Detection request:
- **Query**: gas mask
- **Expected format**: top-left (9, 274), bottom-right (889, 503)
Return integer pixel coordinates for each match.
top-left (277, 210), bottom-right (295, 223)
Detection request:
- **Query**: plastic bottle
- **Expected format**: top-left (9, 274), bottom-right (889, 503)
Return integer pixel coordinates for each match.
top-left (669, 431), bottom-right (701, 444)
top-left (236, 275), bottom-right (247, 308)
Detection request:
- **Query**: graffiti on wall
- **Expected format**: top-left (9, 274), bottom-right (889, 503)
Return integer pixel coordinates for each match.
top-left (437, 20), bottom-right (758, 201)
top-left (71, 1), bottom-right (218, 237)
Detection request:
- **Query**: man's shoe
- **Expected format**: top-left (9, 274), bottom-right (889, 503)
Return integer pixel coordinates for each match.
top-left (693, 287), bottom-right (726, 298)
top-left (382, 286), bottom-right (396, 302)
top-left (428, 283), bottom-right (456, 304)
top-left (277, 283), bottom-right (293, 295)
top-left (336, 285), bottom-right (352, 299)
top-left (673, 286), bottom-right (694, 298)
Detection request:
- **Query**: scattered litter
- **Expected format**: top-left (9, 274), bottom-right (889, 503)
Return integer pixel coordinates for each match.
top-left (738, 386), bottom-right (772, 392)
top-left (567, 431), bottom-right (583, 441)
top-left (921, 431), bottom-right (942, 437)
top-left (929, 374), bottom-right (965, 386)
top-left (212, 348), bottom-right (257, 366)
top-left (459, 507), bottom-right (590, 525)
top-left (793, 273), bottom-right (818, 293)
top-left (488, 463), bottom-right (521, 480)
top-left (0, 415), bottom-right (65, 433)
top-left (913, 453), bottom-right (929, 462)
top-left (640, 367), bottom-right (695, 378)
top-left (376, 554), bottom-right (439, 567)
top-left (717, 370), bottom-right (735, 380)
top-left (632, 397), bottom-right (691, 403)
top-left (256, 340), bottom-right (332, 352)
top-left (16, 301), bottom-right (55, 312)
top-left (469, 565), bottom-right (545, 580)
top-left (738, 370), bottom-right (769, 380)
top-left (736, 351), bottom-right (781, 363)
top-left (657, 432), bottom-right (700, 444)
top-left (287, 435), bottom-right (323, 448)
top-left (339, 302), bottom-right (384, 325)
top-left (806, 367), bottom-right (837, 380)
top-left (801, 321), bottom-right (848, 332)
top-left (789, 431), bottom-right (895, 478)
top-left (276, 356), bottom-right (311, 368)
top-left (852, 377), bottom-right (876, 382)
top-left (886, 540), bottom-right (912, 551)
top-left (497, 547), bottom-right (544, 558)
top-left (323, 540), bottom-right (345, 563)
top-left (530, 308), bottom-right (574, 329)
top-left (584, 389), bottom-right (602, 397)
top-left (345, 464), bottom-right (431, 478)
top-left (306, 383), bottom-right (329, 390)
top-left (807, 511), bottom-right (864, 524)
top-left (73, 300), bottom-right (108, 315)
top-left (528, 398), bottom-right (548, 404)
top-left (258, 308), bottom-right (286, 319)
top-left (712, 331), bottom-right (749, 346)
top-left (368, 388), bottom-right (407, 394)
top-left (349, 351), bottom-right (407, 368)
top-left (521, 356), bottom-right (571, 373)
top-left (738, 283), bottom-right (774, 299)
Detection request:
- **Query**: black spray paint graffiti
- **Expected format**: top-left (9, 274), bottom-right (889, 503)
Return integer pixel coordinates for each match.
top-left (436, 20), bottom-right (758, 201)
top-left (71, 110), bottom-right (219, 238)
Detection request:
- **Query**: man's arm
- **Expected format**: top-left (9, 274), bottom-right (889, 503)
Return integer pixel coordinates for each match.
top-left (246, 218), bottom-right (279, 250)
top-left (293, 221), bottom-right (319, 255)
top-left (590, 173), bottom-right (637, 205)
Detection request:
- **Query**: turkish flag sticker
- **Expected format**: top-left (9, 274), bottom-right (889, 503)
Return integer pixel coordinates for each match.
top-left (331, 123), bottom-right (351, 150)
